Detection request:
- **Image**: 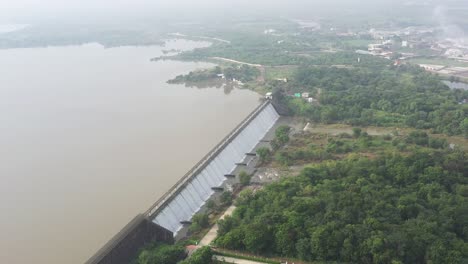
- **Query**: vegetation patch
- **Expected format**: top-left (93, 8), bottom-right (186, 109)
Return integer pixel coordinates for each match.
top-left (168, 65), bottom-right (260, 84)
top-left (280, 65), bottom-right (468, 137)
top-left (215, 146), bottom-right (467, 263)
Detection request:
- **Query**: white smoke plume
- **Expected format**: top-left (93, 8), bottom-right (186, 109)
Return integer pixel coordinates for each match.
top-left (433, 5), bottom-right (468, 48)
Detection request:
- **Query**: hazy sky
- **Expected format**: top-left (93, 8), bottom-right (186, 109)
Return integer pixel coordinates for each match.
top-left (0, 0), bottom-right (406, 15)
top-left (0, 0), bottom-right (466, 24)
top-left (3, 0), bottom-right (281, 22)
top-left (2, 0), bottom-right (449, 10)
top-left (1, 0), bottom-right (291, 12)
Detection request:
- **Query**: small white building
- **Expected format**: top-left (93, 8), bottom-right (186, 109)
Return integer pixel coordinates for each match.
top-left (301, 92), bottom-right (310, 98)
top-left (307, 97), bottom-right (315, 103)
top-left (368, 43), bottom-right (384, 51)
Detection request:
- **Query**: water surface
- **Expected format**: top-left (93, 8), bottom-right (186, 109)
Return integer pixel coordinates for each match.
top-left (0, 40), bottom-right (259, 264)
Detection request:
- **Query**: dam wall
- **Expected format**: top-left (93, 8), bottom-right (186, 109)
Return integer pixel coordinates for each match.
top-left (148, 101), bottom-right (280, 234)
top-left (85, 214), bottom-right (173, 264)
top-left (87, 100), bottom-right (280, 264)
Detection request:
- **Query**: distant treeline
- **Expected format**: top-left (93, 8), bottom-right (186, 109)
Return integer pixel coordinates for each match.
top-left (0, 24), bottom-right (165, 49)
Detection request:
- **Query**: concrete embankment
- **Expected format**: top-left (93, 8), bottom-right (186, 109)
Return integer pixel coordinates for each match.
top-left (149, 101), bottom-right (280, 234)
top-left (86, 101), bottom-right (281, 264)
top-left (85, 215), bottom-right (172, 264)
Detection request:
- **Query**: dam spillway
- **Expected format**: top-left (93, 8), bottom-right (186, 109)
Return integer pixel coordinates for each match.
top-left (87, 101), bottom-right (280, 264)
top-left (148, 101), bottom-right (280, 234)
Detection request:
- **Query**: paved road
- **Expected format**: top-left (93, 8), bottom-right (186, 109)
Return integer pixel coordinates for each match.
top-left (210, 57), bottom-right (266, 82)
top-left (169, 33), bottom-right (231, 43)
top-left (199, 205), bottom-right (236, 246)
top-left (210, 57), bottom-right (263, 67)
top-left (213, 255), bottom-right (268, 264)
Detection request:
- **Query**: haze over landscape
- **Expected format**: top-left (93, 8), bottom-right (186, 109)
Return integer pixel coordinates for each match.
top-left (0, 0), bottom-right (467, 264)
top-left (1, 0), bottom-right (467, 22)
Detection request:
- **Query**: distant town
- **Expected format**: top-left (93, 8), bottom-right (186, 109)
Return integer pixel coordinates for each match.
top-left (354, 25), bottom-right (468, 80)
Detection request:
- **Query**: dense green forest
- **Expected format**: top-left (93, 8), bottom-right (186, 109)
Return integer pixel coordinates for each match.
top-left (282, 65), bottom-right (468, 137)
top-left (215, 144), bottom-right (468, 263)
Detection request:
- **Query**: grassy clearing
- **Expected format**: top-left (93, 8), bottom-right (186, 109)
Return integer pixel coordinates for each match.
top-left (264, 66), bottom-right (298, 81)
top-left (430, 133), bottom-right (468, 151)
top-left (305, 123), bottom-right (468, 150)
top-left (305, 123), bottom-right (398, 136)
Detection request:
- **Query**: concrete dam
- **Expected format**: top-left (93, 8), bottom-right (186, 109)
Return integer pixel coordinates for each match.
top-left (87, 100), bottom-right (280, 264)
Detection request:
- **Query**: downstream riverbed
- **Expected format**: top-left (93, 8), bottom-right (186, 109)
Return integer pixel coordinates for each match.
top-left (0, 40), bottom-right (260, 264)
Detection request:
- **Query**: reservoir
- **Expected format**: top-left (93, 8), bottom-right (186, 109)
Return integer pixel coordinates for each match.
top-left (0, 40), bottom-right (260, 264)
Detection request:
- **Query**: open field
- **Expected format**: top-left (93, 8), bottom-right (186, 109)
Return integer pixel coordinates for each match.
top-left (305, 123), bottom-right (468, 150)
top-left (264, 65), bottom-right (298, 81)
top-left (407, 57), bottom-right (468, 68)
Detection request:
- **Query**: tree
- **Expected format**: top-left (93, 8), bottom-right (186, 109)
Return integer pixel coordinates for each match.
top-left (239, 171), bottom-right (252, 186)
top-left (216, 227), bottom-right (245, 249)
top-left (271, 139), bottom-right (281, 151)
top-left (235, 189), bottom-right (254, 206)
top-left (275, 224), bottom-right (297, 256)
top-left (189, 213), bottom-right (209, 232)
top-left (275, 126), bottom-right (291, 146)
top-left (220, 191), bottom-right (233, 207)
top-left (179, 246), bottom-right (213, 264)
top-left (217, 215), bottom-right (238, 236)
top-left (243, 222), bottom-right (272, 253)
top-left (275, 151), bottom-right (292, 166)
top-left (296, 238), bottom-right (312, 261)
top-left (406, 131), bottom-right (429, 146)
top-left (137, 244), bottom-right (185, 264)
top-left (461, 118), bottom-right (468, 138)
top-left (352, 127), bottom-right (362, 138)
top-left (256, 147), bottom-right (272, 164)
top-left (428, 137), bottom-right (448, 149)
top-left (205, 200), bottom-right (217, 212)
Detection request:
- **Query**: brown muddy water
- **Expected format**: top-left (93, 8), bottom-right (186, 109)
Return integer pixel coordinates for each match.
top-left (0, 39), bottom-right (260, 263)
